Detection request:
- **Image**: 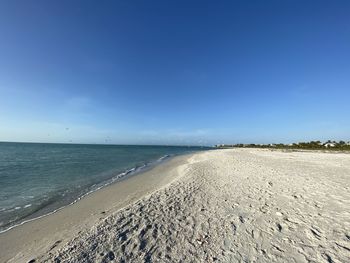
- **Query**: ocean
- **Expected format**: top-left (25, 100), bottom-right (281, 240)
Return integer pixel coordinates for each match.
top-left (0, 142), bottom-right (209, 232)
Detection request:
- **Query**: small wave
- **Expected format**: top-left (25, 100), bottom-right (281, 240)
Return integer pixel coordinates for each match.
top-left (158, 154), bottom-right (170, 161)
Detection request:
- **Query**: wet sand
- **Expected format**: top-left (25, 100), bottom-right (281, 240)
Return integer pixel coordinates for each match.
top-left (1, 149), bottom-right (350, 262)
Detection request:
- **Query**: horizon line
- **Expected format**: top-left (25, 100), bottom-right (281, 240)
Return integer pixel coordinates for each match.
top-left (0, 140), bottom-right (213, 148)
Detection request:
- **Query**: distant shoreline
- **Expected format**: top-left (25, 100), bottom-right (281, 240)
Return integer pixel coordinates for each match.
top-left (215, 140), bottom-right (350, 151)
top-left (216, 146), bottom-right (350, 152)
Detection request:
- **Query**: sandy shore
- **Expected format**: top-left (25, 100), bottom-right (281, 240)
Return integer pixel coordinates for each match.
top-left (0, 154), bottom-right (191, 262)
top-left (1, 149), bottom-right (350, 262)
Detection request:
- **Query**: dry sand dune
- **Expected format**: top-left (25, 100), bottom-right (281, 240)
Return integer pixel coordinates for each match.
top-left (35, 149), bottom-right (350, 263)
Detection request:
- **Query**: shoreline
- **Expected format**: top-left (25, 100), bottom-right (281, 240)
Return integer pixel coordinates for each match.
top-left (0, 154), bottom-right (173, 235)
top-left (0, 152), bottom-right (195, 262)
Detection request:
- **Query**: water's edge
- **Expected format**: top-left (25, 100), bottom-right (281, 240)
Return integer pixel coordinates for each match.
top-left (0, 153), bottom-right (179, 234)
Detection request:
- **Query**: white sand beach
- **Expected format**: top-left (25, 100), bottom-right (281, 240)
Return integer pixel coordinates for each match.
top-left (1, 149), bottom-right (350, 262)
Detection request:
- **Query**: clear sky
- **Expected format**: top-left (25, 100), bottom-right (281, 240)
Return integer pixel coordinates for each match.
top-left (0, 1), bottom-right (349, 146)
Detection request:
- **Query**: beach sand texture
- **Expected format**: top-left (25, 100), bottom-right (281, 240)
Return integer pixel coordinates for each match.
top-left (2, 149), bottom-right (350, 262)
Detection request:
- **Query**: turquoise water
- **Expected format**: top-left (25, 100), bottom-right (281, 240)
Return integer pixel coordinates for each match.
top-left (0, 142), bottom-right (209, 232)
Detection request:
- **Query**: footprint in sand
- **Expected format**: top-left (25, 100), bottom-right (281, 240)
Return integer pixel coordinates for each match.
top-left (239, 215), bottom-right (245, 224)
top-left (275, 223), bottom-right (283, 232)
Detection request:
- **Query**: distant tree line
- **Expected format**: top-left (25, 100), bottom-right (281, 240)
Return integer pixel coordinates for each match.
top-left (215, 140), bottom-right (350, 151)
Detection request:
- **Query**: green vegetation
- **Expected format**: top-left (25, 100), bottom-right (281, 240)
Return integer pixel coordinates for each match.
top-left (215, 140), bottom-right (350, 151)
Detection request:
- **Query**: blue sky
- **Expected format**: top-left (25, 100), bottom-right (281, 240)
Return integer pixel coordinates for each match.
top-left (0, 1), bottom-right (349, 145)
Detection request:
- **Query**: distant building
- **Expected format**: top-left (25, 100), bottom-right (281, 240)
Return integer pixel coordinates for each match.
top-left (323, 142), bottom-right (336, 148)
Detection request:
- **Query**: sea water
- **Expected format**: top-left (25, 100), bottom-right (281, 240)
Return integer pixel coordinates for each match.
top-left (0, 142), bottom-right (209, 232)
